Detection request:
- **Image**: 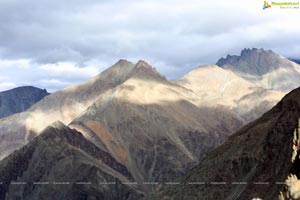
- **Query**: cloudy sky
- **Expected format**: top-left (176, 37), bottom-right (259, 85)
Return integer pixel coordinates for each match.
top-left (0, 0), bottom-right (299, 92)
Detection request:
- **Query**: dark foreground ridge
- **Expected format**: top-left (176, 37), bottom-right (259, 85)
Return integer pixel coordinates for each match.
top-left (151, 87), bottom-right (300, 200)
top-left (0, 121), bottom-right (142, 200)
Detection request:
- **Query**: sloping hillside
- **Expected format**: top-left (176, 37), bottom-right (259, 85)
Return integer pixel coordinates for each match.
top-left (152, 87), bottom-right (300, 200)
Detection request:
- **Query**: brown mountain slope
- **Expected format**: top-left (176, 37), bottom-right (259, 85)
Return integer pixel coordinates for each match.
top-left (151, 87), bottom-right (300, 200)
top-left (69, 61), bottom-right (244, 190)
top-left (0, 60), bottom-right (245, 197)
top-left (0, 56), bottom-right (289, 162)
top-left (0, 60), bottom-right (136, 160)
top-left (0, 121), bottom-right (143, 200)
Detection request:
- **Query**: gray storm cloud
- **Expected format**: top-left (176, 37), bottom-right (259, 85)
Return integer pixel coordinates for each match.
top-left (0, 0), bottom-right (299, 91)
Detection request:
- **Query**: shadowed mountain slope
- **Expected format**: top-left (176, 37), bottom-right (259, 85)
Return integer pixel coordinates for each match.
top-left (0, 122), bottom-right (143, 200)
top-left (151, 87), bottom-right (300, 200)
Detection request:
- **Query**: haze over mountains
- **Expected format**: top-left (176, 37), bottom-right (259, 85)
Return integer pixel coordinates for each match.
top-left (0, 48), bottom-right (300, 199)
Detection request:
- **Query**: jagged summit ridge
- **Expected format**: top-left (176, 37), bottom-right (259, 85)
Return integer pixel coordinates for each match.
top-left (216, 48), bottom-right (300, 92)
top-left (216, 48), bottom-right (295, 75)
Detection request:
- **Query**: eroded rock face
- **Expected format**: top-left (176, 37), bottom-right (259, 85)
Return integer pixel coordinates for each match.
top-left (0, 86), bottom-right (49, 118)
top-left (0, 122), bottom-right (143, 200)
top-left (151, 87), bottom-right (300, 200)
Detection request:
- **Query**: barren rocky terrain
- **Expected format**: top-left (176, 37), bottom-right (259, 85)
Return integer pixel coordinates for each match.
top-left (0, 48), bottom-right (299, 199)
top-left (151, 87), bottom-right (300, 200)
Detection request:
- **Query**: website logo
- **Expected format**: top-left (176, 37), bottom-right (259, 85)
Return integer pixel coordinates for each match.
top-left (263, 1), bottom-right (272, 9)
top-left (263, 1), bottom-right (300, 9)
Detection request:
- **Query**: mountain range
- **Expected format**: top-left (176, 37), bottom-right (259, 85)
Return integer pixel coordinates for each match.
top-left (0, 48), bottom-right (299, 199)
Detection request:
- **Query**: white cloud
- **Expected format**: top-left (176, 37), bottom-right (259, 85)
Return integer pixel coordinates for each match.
top-left (39, 62), bottom-right (100, 80)
top-left (0, 82), bottom-right (17, 91)
top-left (0, 59), bottom-right (102, 92)
top-left (0, 0), bottom-right (299, 91)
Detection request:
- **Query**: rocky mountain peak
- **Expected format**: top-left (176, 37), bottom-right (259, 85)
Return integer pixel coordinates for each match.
top-left (135, 60), bottom-right (153, 69)
top-left (216, 48), bottom-right (296, 76)
top-left (114, 59), bottom-right (134, 67)
top-left (97, 59), bottom-right (135, 77)
top-left (130, 60), bottom-right (166, 81)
